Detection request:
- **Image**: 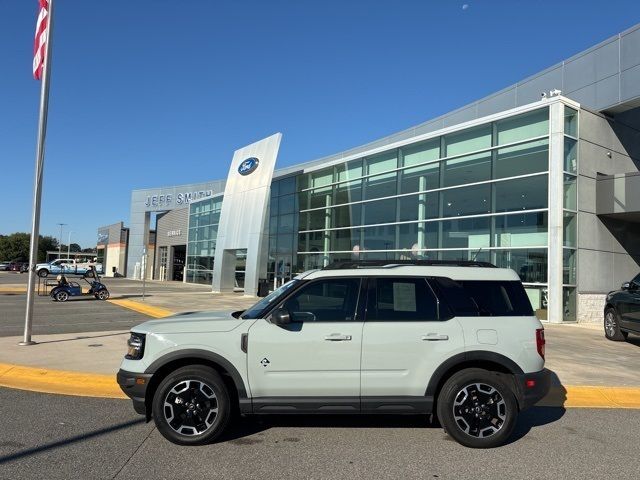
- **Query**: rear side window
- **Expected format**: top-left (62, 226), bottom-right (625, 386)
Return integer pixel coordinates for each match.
top-left (429, 277), bottom-right (533, 317)
top-left (368, 277), bottom-right (438, 321)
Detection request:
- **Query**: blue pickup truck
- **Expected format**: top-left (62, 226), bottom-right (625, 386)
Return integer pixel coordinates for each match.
top-left (36, 259), bottom-right (104, 278)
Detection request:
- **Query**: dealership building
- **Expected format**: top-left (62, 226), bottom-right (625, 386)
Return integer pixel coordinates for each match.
top-left (98, 24), bottom-right (640, 323)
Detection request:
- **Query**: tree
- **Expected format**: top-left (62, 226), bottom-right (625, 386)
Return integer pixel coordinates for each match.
top-left (70, 243), bottom-right (82, 252)
top-left (0, 233), bottom-right (58, 262)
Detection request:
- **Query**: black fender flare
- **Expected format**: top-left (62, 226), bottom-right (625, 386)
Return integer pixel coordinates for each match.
top-left (425, 351), bottom-right (524, 398)
top-left (144, 348), bottom-right (248, 400)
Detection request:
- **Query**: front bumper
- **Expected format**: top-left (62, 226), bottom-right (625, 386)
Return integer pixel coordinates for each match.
top-left (514, 368), bottom-right (552, 410)
top-left (117, 369), bottom-right (153, 416)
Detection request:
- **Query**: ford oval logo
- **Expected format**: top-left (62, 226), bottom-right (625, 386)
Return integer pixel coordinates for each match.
top-left (238, 157), bottom-right (259, 176)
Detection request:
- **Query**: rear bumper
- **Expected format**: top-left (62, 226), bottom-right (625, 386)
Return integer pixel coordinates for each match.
top-left (117, 369), bottom-right (152, 416)
top-left (514, 368), bottom-right (552, 410)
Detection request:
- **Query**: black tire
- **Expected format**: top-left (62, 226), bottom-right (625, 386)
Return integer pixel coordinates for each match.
top-left (55, 290), bottom-right (69, 302)
top-left (96, 289), bottom-right (110, 300)
top-left (604, 308), bottom-right (628, 341)
top-left (37, 269), bottom-right (49, 278)
top-left (436, 368), bottom-right (518, 449)
top-left (152, 365), bottom-right (231, 446)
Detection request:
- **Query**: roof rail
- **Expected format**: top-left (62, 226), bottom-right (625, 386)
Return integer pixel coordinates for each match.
top-left (322, 260), bottom-right (497, 270)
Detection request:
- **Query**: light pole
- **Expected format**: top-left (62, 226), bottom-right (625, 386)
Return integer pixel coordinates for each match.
top-left (57, 223), bottom-right (66, 259)
top-left (67, 231), bottom-right (73, 259)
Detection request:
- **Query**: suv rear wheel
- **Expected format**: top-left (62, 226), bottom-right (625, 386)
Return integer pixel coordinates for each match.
top-left (152, 365), bottom-right (231, 446)
top-left (604, 308), bottom-right (628, 341)
top-left (437, 368), bottom-right (517, 448)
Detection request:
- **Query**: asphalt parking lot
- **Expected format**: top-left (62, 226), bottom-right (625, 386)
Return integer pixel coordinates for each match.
top-left (0, 387), bottom-right (638, 480)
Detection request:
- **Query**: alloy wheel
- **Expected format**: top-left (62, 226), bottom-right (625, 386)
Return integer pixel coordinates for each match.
top-left (55, 291), bottom-right (68, 302)
top-left (163, 379), bottom-right (219, 436)
top-left (605, 312), bottom-right (616, 338)
top-left (452, 382), bottom-right (506, 439)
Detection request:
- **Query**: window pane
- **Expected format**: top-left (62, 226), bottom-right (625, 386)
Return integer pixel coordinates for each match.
top-left (563, 212), bottom-right (577, 247)
top-left (307, 186), bottom-right (332, 209)
top-left (364, 171), bottom-right (397, 200)
top-left (439, 249), bottom-right (491, 263)
top-left (442, 184), bottom-right (491, 217)
top-left (493, 248), bottom-right (547, 283)
top-left (402, 140), bottom-right (440, 167)
top-left (279, 194), bottom-right (296, 215)
top-left (299, 209), bottom-right (328, 231)
top-left (494, 175), bottom-right (548, 213)
top-left (310, 168), bottom-right (334, 188)
top-left (276, 233), bottom-right (293, 253)
top-left (441, 217), bottom-right (490, 249)
top-left (278, 214), bottom-right (295, 234)
top-left (366, 151), bottom-right (397, 175)
top-left (333, 204), bottom-right (362, 228)
top-left (400, 161), bottom-right (439, 194)
top-left (564, 248), bottom-right (577, 285)
top-left (494, 212), bottom-right (548, 247)
top-left (563, 287), bottom-right (577, 321)
top-left (370, 278), bottom-right (437, 321)
top-left (494, 139), bottom-right (548, 179)
top-left (496, 108), bottom-right (549, 145)
top-left (363, 225), bottom-right (396, 251)
top-left (442, 151), bottom-right (491, 187)
top-left (283, 278), bottom-right (361, 322)
top-left (564, 107), bottom-right (578, 138)
top-left (398, 222), bottom-right (438, 251)
top-left (336, 159), bottom-right (363, 182)
top-left (398, 192), bottom-right (439, 222)
top-left (461, 281), bottom-right (534, 316)
top-left (334, 179), bottom-right (362, 204)
top-left (564, 137), bottom-right (577, 173)
top-left (331, 228), bottom-right (361, 252)
top-left (564, 174), bottom-right (577, 211)
top-left (279, 177), bottom-right (296, 196)
top-left (445, 124), bottom-right (491, 157)
top-left (363, 198), bottom-right (396, 225)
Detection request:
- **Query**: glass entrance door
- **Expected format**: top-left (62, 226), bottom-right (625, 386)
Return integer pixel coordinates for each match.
top-left (172, 245), bottom-right (186, 281)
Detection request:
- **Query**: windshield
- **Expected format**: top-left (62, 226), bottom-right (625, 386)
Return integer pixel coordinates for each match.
top-left (241, 279), bottom-right (300, 319)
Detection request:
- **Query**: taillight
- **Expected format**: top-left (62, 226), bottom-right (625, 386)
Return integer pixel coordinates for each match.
top-left (536, 328), bottom-right (545, 359)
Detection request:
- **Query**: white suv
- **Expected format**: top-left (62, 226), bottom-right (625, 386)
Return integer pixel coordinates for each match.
top-left (117, 260), bottom-right (550, 449)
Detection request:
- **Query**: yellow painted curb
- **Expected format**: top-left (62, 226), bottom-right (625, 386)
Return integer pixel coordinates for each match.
top-left (108, 298), bottom-right (174, 318)
top-left (540, 385), bottom-right (640, 409)
top-left (0, 362), bottom-right (125, 399)
top-left (0, 287), bottom-right (27, 294)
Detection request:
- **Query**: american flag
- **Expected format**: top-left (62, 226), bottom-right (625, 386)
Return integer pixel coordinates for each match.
top-left (33, 0), bottom-right (49, 80)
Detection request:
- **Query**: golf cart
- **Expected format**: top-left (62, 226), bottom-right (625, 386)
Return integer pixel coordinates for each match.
top-left (50, 267), bottom-right (110, 302)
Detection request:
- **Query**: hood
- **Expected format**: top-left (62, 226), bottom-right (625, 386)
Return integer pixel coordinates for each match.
top-left (132, 310), bottom-right (245, 335)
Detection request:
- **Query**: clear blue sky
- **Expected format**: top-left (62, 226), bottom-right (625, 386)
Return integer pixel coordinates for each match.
top-left (1, 0), bottom-right (639, 248)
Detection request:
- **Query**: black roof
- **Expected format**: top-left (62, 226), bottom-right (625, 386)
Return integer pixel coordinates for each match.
top-left (322, 260), bottom-right (496, 270)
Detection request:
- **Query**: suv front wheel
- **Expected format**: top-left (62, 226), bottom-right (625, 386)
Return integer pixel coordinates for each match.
top-left (152, 365), bottom-right (231, 445)
top-left (437, 368), bottom-right (518, 448)
top-left (604, 308), bottom-right (628, 342)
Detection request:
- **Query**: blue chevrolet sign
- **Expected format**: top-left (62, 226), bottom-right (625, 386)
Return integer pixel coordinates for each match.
top-left (238, 157), bottom-right (259, 176)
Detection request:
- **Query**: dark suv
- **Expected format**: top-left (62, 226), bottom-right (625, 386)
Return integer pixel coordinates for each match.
top-left (604, 273), bottom-right (640, 341)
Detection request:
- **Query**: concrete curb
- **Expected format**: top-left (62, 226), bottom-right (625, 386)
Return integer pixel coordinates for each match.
top-left (2, 361), bottom-right (640, 408)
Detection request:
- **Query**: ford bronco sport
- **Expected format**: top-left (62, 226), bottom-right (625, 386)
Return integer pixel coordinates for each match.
top-left (117, 260), bottom-right (550, 449)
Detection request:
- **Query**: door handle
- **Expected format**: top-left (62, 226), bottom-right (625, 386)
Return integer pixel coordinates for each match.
top-left (324, 333), bottom-right (352, 341)
top-left (421, 333), bottom-right (449, 341)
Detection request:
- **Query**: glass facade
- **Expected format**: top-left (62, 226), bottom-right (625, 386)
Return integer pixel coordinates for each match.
top-left (265, 106), bottom-right (588, 319)
top-left (185, 196), bottom-right (223, 284)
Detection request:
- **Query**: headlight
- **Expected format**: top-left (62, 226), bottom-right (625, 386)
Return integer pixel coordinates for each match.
top-left (126, 333), bottom-right (146, 360)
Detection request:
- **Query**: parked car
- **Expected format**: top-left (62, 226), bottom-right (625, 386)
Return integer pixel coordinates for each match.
top-left (9, 262), bottom-right (26, 272)
top-left (118, 260), bottom-right (550, 449)
top-left (35, 258), bottom-right (104, 277)
top-left (604, 273), bottom-right (640, 341)
top-left (0, 261), bottom-right (11, 271)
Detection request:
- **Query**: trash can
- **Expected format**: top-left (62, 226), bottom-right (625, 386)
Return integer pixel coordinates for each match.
top-left (257, 279), bottom-right (269, 297)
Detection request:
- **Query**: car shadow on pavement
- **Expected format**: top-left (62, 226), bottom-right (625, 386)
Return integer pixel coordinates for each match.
top-left (0, 418), bottom-right (146, 465)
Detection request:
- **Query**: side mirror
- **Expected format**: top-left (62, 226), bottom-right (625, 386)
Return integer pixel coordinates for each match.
top-left (271, 308), bottom-right (291, 326)
top-left (622, 282), bottom-right (631, 290)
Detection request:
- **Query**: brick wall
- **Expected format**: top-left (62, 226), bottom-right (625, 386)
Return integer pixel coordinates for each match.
top-left (577, 293), bottom-right (607, 324)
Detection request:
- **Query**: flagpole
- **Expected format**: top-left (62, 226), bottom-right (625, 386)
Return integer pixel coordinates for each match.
top-left (20, 0), bottom-right (55, 346)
